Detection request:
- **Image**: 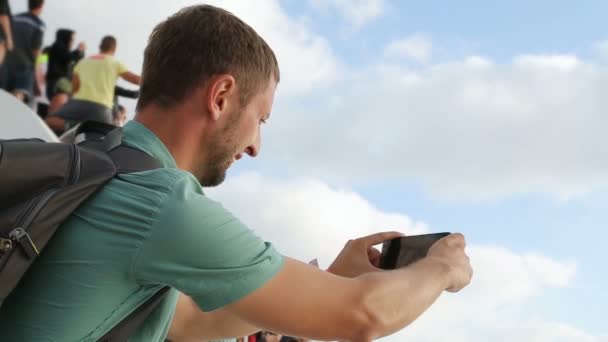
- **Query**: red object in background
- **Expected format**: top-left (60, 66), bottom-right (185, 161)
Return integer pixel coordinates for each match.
top-left (248, 335), bottom-right (256, 342)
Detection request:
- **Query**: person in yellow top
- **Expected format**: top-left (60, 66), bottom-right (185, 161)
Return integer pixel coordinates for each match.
top-left (45, 35), bottom-right (140, 134)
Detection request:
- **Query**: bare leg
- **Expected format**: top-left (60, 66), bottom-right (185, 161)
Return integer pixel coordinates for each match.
top-left (44, 115), bottom-right (66, 135)
top-left (49, 93), bottom-right (69, 114)
top-left (0, 42), bottom-right (5, 65)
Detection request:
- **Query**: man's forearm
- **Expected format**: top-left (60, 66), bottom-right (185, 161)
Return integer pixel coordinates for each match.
top-left (356, 258), bottom-right (450, 340)
top-left (0, 16), bottom-right (12, 44)
top-left (168, 293), bottom-right (259, 341)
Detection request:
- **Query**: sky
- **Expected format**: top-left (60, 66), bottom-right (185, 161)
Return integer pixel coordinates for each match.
top-left (11, 0), bottom-right (608, 341)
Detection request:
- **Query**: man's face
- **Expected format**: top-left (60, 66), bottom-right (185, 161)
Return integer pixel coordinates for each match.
top-left (198, 78), bottom-right (277, 187)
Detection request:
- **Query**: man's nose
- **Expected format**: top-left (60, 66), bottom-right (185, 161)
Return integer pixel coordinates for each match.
top-left (245, 132), bottom-right (261, 157)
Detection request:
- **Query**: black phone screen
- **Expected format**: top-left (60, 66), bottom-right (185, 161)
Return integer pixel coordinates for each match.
top-left (379, 232), bottom-right (451, 270)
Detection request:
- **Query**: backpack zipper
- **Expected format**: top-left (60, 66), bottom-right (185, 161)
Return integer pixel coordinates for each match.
top-left (67, 144), bottom-right (81, 186)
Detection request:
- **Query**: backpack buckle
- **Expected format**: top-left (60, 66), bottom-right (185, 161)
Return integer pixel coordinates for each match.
top-left (9, 228), bottom-right (39, 260)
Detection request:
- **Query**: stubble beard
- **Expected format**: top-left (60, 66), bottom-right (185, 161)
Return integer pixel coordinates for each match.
top-left (198, 113), bottom-right (241, 187)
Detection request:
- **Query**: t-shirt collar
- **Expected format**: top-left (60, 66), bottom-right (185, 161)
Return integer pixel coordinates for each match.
top-left (121, 120), bottom-right (178, 169)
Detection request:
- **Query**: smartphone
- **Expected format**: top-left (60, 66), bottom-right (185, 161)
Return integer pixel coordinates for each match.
top-left (379, 232), bottom-right (451, 270)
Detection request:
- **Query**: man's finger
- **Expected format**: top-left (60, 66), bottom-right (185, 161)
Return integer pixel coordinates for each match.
top-left (357, 231), bottom-right (404, 247)
top-left (367, 247), bottom-right (381, 268)
top-left (444, 233), bottom-right (466, 248)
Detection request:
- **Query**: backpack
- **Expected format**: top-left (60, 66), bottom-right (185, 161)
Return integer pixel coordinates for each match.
top-left (0, 121), bottom-right (169, 341)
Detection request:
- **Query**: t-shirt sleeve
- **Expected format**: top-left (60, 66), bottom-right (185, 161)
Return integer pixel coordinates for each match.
top-left (115, 59), bottom-right (129, 75)
top-left (31, 27), bottom-right (43, 51)
top-left (132, 175), bottom-right (284, 312)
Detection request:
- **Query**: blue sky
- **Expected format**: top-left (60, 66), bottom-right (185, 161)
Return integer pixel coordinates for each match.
top-left (285, 0), bottom-right (608, 63)
top-left (23, 0), bottom-right (608, 340)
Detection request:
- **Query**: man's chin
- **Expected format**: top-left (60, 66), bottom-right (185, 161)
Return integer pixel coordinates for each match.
top-left (199, 170), bottom-right (227, 187)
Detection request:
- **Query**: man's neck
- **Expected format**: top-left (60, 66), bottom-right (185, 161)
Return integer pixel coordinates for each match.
top-left (135, 104), bottom-right (209, 175)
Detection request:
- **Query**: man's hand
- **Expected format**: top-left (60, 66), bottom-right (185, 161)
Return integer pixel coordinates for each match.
top-left (327, 231), bottom-right (403, 278)
top-left (426, 233), bottom-right (473, 292)
top-left (6, 37), bottom-right (13, 51)
top-left (77, 42), bottom-right (86, 52)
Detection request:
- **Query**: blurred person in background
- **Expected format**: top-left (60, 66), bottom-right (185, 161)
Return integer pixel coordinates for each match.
top-left (46, 28), bottom-right (85, 113)
top-left (0, 0), bottom-right (45, 105)
top-left (45, 35), bottom-right (140, 134)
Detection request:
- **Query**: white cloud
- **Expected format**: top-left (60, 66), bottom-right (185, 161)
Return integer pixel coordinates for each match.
top-left (465, 55), bottom-right (493, 68)
top-left (309, 0), bottom-right (385, 28)
top-left (262, 52), bottom-right (608, 200)
top-left (208, 172), bottom-right (598, 342)
top-left (207, 172), bottom-right (428, 263)
top-left (529, 323), bottom-right (606, 342)
top-left (514, 54), bottom-right (581, 70)
top-left (384, 34), bottom-right (433, 63)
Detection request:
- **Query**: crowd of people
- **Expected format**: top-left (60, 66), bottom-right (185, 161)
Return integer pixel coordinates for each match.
top-left (0, 0), bottom-right (139, 136)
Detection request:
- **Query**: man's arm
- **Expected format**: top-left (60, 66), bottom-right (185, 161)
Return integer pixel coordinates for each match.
top-left (71, 73), bottom-right (80, 94)
top-left (168, 293), bottom-right (258, 342)
top-left (0, 15), bottom-right (12, 51)
top-left (120, 71), bottom-right (141, 85)
top-left (0, 0), bottom-right (12, 51)
top-left (114, 85), bottom-right (139, 99)
top-left (228, 257), bottom-right (449, 342)
top-left (171, 232), bottom-right (472, 342)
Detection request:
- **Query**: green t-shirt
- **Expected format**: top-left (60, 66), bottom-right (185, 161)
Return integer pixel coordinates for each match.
top-left (0, 121), bottom-right (284, 341)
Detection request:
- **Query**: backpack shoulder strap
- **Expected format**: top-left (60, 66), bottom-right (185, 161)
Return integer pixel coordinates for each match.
top-left (107, 145), bottom-right (162, 174)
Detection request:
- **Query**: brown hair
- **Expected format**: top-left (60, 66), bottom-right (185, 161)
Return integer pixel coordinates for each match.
top-left (99, 35), bottom-right (117, 53)
top-left (28, 0), bottom-right (44, 11)
top-left (137, 5), bottom-right (280, 112)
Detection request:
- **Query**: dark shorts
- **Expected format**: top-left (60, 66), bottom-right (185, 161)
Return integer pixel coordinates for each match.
top-left (52, 99), bottom-right (113, 128)
top-left (0, 65), bottom-right (34, 101)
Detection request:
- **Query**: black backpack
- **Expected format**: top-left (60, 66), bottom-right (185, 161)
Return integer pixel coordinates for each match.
top-left (0, 121), bottom-right (169, 341)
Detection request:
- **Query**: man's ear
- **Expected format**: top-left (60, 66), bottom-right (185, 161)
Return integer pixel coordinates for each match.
top-left (207, 74), bottom-right (236, 121)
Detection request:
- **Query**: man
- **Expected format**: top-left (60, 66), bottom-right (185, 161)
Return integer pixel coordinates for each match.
top-left (45, 35), bottom-right (140, 133)
top-left (0, 0), bottom-right (12, 66)
top-left (0, 0), bottom-right (44, 103)
top-left (0, 5), bottom-right (472, 342)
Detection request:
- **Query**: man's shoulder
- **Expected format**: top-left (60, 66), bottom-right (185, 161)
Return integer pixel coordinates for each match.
top-left (73, 167), bottom-right (201, 239)
top-left (13, 12), bottom-right (45, 31)
top-left (109, 167), bottom-right (204, 214)
top-left (113, 167), bottom-right (198, 197)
